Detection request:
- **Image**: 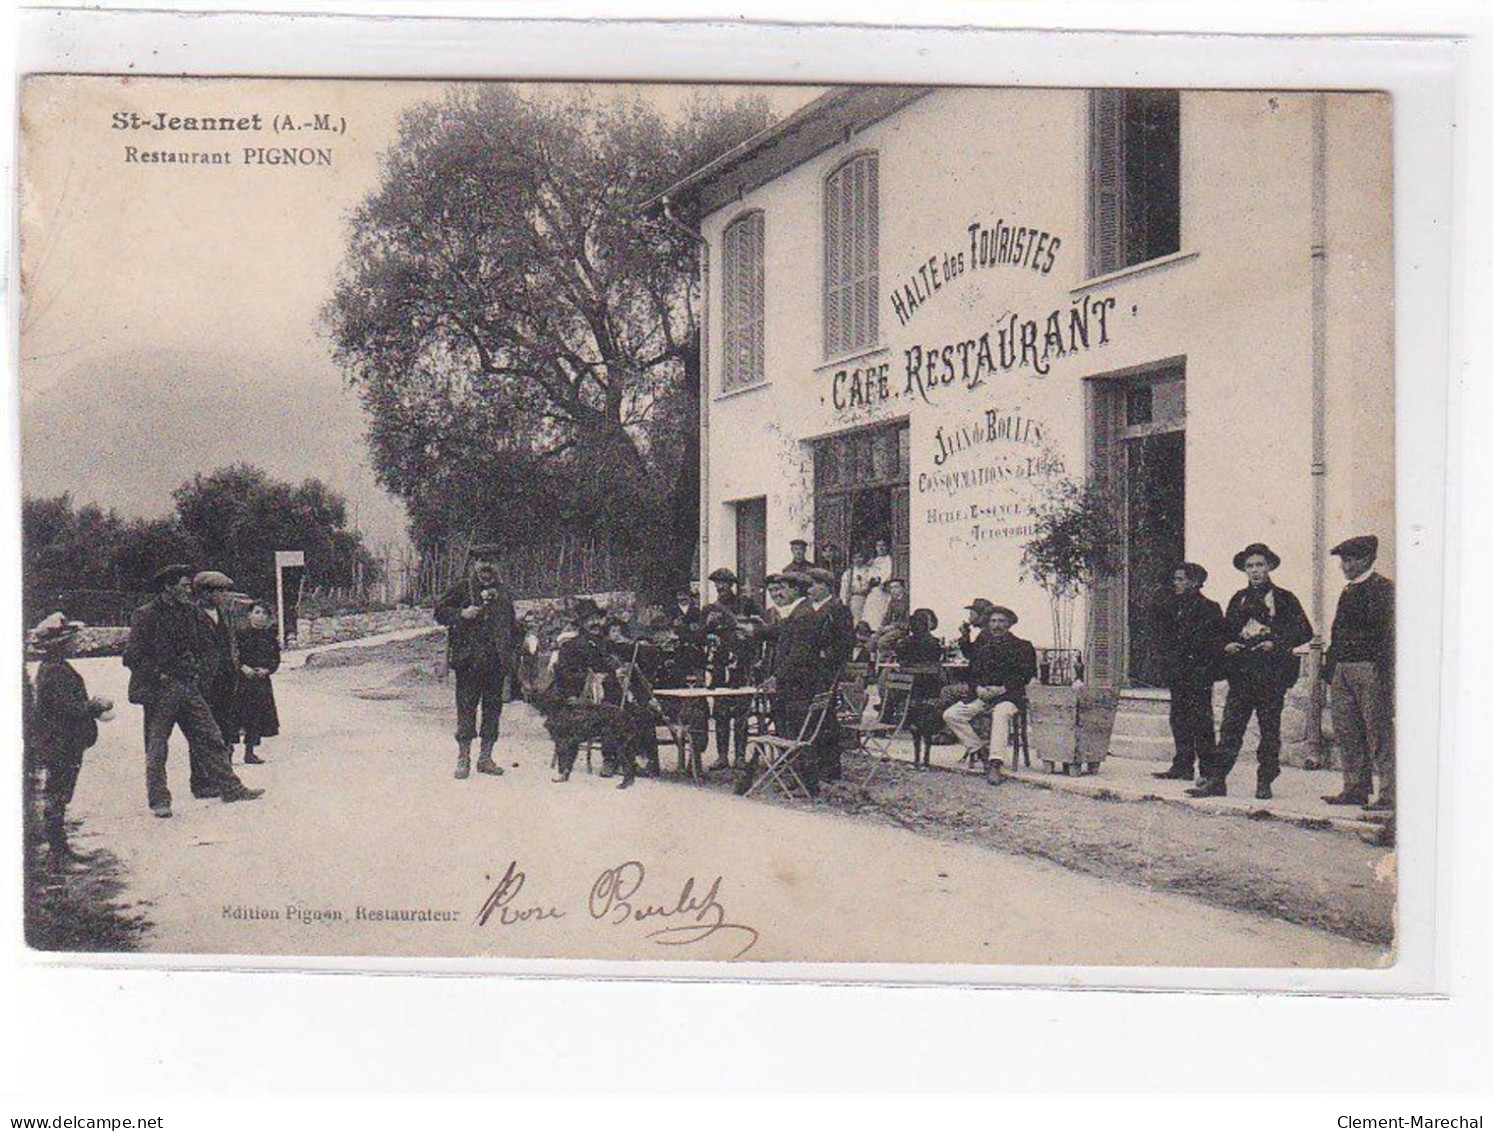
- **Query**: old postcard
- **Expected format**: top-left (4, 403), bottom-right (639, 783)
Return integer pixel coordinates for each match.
top-left (18, 74), bottom-right (1402, 977)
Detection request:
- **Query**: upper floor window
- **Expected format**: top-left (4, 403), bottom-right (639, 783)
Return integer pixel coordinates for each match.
top-left (1089, 90), bottom-right (1181, 277)
top-left (721, 210), bottom-right (765, 393)
top-left (823, 153), bottom-right (879, 359)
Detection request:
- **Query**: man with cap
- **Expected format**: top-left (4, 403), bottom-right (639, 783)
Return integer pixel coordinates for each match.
top-left (1322, 535), bottom-right (1396, 810)
top-left (742, 571), bottom-right (822, 794)
top-left (1190, 543), bottom-right (1313, 800)
top-left (779, 538), bottom-right (816, 576)
top-left (123, 564), bottom-right (264, 816)
top-left (435, 544), bottom-right (522, 780)
top-left (29, 613), bottom-right (113, 866)
top-left (193, 570), bottom-right (242, 767)
top-left (942, 599), bottom-right (1038, 779)
top-left (1153, 562), bottom-right (1228, 782)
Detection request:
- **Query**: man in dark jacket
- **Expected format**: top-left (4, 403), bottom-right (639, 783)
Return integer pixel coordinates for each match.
top-left (779, 538), bottom-right (815, 576)
top-left (30, 614), bottom-right (112, 867)
top-left (943, 599), bottom-right (1038, 777)
top-left (193, 570), bottom-right (241, 766)
top-left (745, 572), bottom-right (823, 794)
top-left (1322, 535), bottom-right (1396, 810)
top-left (1154, 562), bottom-right (1228, 782)
top-left (434, 545), bottom-right (521, 780)
top-left (1190, 543), bottom-right (1314, 800)
top-left (807, 567), bottom-right (855, 782)
top-left (701, 568), bottom-right (761, 770)
top-left (123, 564), bottom-right (263, 817)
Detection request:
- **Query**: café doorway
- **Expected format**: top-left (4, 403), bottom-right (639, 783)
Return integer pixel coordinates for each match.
top-left (810, 421), bottom-right (910, 593)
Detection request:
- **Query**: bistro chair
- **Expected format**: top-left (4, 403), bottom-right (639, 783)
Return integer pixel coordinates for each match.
top-left (836, 662), bottom-right (874, 728)
top-left (846, 670), bottom-right (916, 788)
top-left (743, 690), bottom-right (835, 801)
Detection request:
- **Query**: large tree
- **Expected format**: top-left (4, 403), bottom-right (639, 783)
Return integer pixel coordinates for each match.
top-left (324, 85), bottom-right (774, 599)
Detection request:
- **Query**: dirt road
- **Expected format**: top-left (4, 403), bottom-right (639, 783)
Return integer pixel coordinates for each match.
top-left (43, 640), bottom-right (1387, 969)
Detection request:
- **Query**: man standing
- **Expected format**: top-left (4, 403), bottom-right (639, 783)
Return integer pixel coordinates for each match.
top-left (193, 570), bottom-right (241, 765)
top-left (807, 566), bottom-right (855, 783)
top-left (1322, 535), bottom-right (1396, 810)
top-left (779, 538), bottom-right (815, 576)
top-left (701, 568), bottom-right (761, 771)
top-left (942, 599), bottom-right (1037, 780)
top-left (123, 564), bottom-right (264, 817)
top-left (1190, 543), bottom-right (1313, 800)
top-left (1154, 562), bottom-right (1227, 783)
top-left (435, 545), bottom-right (521, 780)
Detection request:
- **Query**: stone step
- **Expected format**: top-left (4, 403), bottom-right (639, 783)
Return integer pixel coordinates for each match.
top-left (1111, 711), bottom-right (1175, 740)
top-left (1106, 733), bottom-right (1176, 761)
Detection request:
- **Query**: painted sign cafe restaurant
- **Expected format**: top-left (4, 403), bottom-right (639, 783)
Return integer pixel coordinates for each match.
top-left (655, 84), bottom-right (1393, 706)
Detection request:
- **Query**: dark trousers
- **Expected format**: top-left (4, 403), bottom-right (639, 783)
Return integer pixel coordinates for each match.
top-left (454, 663), bottom-right (506, 743)
top-left (770, 694), bottom-right (818, 789)
top-left (42, 746), bottom-right (84, 825)
top-left (1213, 677), bottom-right (1287, 785)
top-left (1167, 684), bottom-right (1217, 777)
top-left (712, 704), bottom-right (749, 765)
top-left (547, 703), bottom-right (647, 779)
top-left (144, 681), bottom-right (245, 809)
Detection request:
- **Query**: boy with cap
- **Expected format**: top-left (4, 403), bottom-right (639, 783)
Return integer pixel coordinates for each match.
top-left (1154, 562), bottom-right (1228, 782)
top-left (779, 538), bottom-right (815, 576)
top-left (1191, 543), bottom-right (1312, 800)
top-left (1322, 535), bottom-right (1396, 810)
top-left (943, 599), bottom-right (1037, 779)
top-left (30, 614), bottom-right (113, 866)
top-left (123, 564), bottom-right (263, 817)
top-left (435, 544), bottom-right (522, 780)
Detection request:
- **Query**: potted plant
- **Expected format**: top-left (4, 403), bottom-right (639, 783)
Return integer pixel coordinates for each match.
top-left (1019, 478), bottom-right (1124, 775)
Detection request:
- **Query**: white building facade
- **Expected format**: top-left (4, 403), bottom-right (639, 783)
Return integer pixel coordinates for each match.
top-left (664, 86), bottom-right (1392, 730)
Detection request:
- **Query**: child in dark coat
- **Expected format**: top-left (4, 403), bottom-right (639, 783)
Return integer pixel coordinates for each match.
top-left (232, 604), bottom-right (281, 764)
top-left (30, 614), bottom-right (112, 867)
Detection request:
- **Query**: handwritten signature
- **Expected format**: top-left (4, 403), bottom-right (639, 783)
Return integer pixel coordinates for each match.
top-left (477, 860), bottom-right (760, 959)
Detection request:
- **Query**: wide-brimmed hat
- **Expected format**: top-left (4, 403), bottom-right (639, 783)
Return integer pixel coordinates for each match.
top-left (707, 567), bottom-right (737, 584)
top-left (193, 570), bottom-right (235, 591)
top-left (29, 612), bottom-right (85, 647)
top-left (910, 607), bottom-right (939, 632)
top-left (1232, 543), bottom-right (1282, 571)
top-left (1331, 534), bottom-right (1379, 561)
top-left (151, 563), bottom-right (196, 591)
top-left (987, 605), bottom-right (1019, 626)
top-left (965, 597), bottom-right (996, 616)
top-left (1179, 561), bottom-right (1209, 585)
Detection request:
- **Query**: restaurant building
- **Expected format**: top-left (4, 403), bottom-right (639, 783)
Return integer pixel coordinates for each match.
top-left (658, 85), bottom-right (1392, 759)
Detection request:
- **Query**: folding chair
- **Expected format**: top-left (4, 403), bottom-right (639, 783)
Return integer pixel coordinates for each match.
top-left (743, 690), bottom-right (835, 800)
top-left (845, 671), bottom-right (916, 787)
top-left (836, 663), bottom-right (873, 729)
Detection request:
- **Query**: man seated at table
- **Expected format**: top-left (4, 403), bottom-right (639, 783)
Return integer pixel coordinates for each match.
top-left (942, 598), bottom-right (1037, 780)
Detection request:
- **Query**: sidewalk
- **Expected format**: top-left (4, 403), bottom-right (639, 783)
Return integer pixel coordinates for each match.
top-left (1003, 752), bottom-right (1384, 837)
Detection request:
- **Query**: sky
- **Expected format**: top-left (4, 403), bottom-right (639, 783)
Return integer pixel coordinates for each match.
top-left (19, 76), bottom-right (819, 552)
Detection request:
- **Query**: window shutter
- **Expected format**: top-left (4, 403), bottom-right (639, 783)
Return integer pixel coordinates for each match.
top-left (814, 493), bottom-right (849, 570)
top-left (1086, 381), bottom-right (1122, 686)
top-left (750, 212), bottom-right (765, 385)
top-left (824, 154), bottom-right (879, 358)
top-left (865, 155), bottom-right (879, 346)
top-left (1090, 90), bottom-right (1126, 277)
top-left (722, 212), bottom-right (765, 391)
top-left (824, 172), bottom-right (842, 357)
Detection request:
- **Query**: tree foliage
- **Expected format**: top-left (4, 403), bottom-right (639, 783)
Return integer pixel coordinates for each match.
top-left (1020, 477), bottom-right (1124, 600)
top-left (323, 85), bottom-right (775, 598)
top-left (22, 468), bottom-right (376, 622)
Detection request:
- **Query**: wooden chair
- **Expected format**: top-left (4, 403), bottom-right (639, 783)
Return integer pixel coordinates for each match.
top-left (845, 670), bottom-right (916, 787)
top-left (743, 690), bottom-right (835, 801)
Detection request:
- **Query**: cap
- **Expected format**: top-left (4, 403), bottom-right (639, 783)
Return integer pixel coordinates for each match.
top-left (1178, 561), bottom-right (1209, 585)
top-left (1232, 542), bottom-right (1282, 571)
top-left (1330, 535), bottom-right (1379, 560)
top-left (766, 572), bottom-right (808, 590)
top-left (805, 567), bottom-right (836, 587)
top-left (788, 538), bottom-right (808, 548)
top-left (707, 567), bottom-right (738, 584)
top-left (29, 612), bottom-right (85, 646)
top-left (193, 570), bottom-right (235, 591)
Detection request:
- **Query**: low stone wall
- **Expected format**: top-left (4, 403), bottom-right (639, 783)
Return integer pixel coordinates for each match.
top-left (71, 627), bottom-right (132, 658)
top-left (294, 605), bottom-right (436, 647)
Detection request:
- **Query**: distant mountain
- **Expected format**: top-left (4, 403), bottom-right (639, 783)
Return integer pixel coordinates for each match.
top-left (20, 346), bottom-right (408, 548)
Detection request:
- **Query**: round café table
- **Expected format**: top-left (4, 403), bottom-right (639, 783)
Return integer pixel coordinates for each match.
top-left (651, 686), bottom-right (763, 779)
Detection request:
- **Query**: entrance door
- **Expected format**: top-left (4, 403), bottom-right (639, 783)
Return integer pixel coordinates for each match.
top-left (1086, 363), bottom-right (1186, 687)
top-left (812, 421), bottom-right (910, 595)
top-left (733, 497), bottom-right (767, 606)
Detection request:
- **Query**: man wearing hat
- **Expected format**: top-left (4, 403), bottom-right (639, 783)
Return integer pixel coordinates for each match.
top-left (1191, 543), bottom-right (1313, 799)
top-left (943, 599), bottom-right (1038, 779)
top-left (29, 613), bottom-right (113, 866)
top-left (807, 566), bottom-right (856, 782)
top-left (123, 564), bottom-right (263, 816)
top-left (435, 544), bottom-right (522, 780)
top-left (779, 538), bottom-right (816, 576)
top-left (1322, 535), bottom-right (1396, 810)
top-left (193, 570), bottom-right (243, 768)
top-left (541, 599), bottom-right (649, 788)
top-left (701, 568), bottom-right (762, 771)
top-left (744, 571), bottom-right (822, 794)
top-left (1153, 562), bottom-right (1228, 782)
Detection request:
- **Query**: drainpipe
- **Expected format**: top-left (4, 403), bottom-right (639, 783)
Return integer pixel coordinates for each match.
top-left (661, 196), bottom-right (710, 598)
top-left (1307, 94), bottom-right (1328, 767)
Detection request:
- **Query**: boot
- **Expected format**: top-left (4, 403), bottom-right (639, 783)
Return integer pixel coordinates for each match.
top-left (244, 743), bottom-right (265, 765)
top-left (476, 740), bottom-right (504, 776)
top-left (455, 740), bottom-right (472, 780)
